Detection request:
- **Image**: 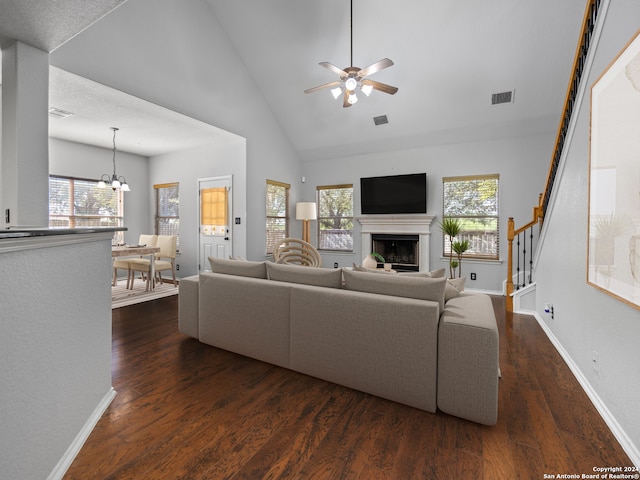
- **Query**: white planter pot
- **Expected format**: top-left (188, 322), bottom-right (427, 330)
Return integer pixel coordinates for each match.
top-left (362, 254), bottom-right (378, 270)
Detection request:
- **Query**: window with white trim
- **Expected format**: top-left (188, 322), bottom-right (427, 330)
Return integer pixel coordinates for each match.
top-left (49, 175), bottom-right (124, 243)
top-left (317, 184), bottom-right (353, 251)
top-left (442, 174), bottom-right (499, 259)
top-left (266, 180), bottom-right (290, 254)
top-left (155, 182), bottom-right (180, 248)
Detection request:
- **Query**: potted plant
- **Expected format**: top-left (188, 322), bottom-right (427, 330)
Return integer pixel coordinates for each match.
top-left (440, 217), bottom-right (470, 278)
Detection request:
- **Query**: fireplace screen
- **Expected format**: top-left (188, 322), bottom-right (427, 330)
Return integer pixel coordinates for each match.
top-left (372, 234), bottom-right (419, 271)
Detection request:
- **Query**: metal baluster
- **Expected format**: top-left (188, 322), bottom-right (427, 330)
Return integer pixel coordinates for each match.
top-left (516, 232), bottom-right (521, 291)
top-left (529, 227), bottom-right (534, 285)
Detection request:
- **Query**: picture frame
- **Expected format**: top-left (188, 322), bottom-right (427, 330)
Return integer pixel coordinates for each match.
top-left (588, 29), bottom-right (640, 310)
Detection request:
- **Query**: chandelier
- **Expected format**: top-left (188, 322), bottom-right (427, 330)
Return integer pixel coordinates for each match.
top-left (98, 127), bottom-right (130, 191)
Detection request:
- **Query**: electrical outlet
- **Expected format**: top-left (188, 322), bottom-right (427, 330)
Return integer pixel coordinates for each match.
top-left (592, 350), bottom-right (599, 372)
top-left (176, 264), bottom-right (180, 271)
top-left (470, 272), bottom-right (476, 280)
top-left (334, 262), bottom-right (339, 268)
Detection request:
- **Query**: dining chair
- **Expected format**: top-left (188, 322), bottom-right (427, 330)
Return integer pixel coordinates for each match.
top-left (112, 234), bottom-right (158, 289)
top-left (154, 235), bottom-right (178, 286)
top-left (127, 235), bottom-right (178, 289)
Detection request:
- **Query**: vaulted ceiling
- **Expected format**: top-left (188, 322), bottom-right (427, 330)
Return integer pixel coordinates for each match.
top-left (0, 0), bottom-right (587, 160)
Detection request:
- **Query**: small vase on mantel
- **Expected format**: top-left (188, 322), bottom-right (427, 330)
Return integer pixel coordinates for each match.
top-left (362, 254), bottom-right (378, 270)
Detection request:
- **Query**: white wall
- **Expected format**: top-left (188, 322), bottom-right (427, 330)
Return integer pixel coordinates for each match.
top-left (49, 138), bottom-right (150, 245)
top-left (0, 233), bottom-right (114, 480)
top-left (535, 0), bottom-right (640, 464)
top-left (149, 138), bottom-right (247, 278)
top-left (301, 134), bottom-right (551, 292)
top-left (50, 0), bottom-right (301, 261)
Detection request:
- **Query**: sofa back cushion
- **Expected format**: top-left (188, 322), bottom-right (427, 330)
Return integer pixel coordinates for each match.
top-left (398, 268), bottom-right (445, 278)
top-left (209, 257), bottom-right (267, 279)
top-left (266, 262), bottom-right (343, 289)
top-left (343, 268), bottom-right (446, 312)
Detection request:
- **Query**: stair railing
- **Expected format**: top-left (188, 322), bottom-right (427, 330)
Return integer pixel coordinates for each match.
top-left (506, 198), bottom-right (543, 312)
top-left (506, 0), bottom-right (601, 312)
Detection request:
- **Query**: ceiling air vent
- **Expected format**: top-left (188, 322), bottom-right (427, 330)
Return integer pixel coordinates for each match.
top-left (373, 115), bottom-right (389, 126)
top-left (48, 107), bottom-right (74, 119)
top-left (491, 90), bottom-right (515, 105)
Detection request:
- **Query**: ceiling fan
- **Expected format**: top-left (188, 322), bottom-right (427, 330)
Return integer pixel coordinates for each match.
top-left (304, 0), bottom-right (398, 108)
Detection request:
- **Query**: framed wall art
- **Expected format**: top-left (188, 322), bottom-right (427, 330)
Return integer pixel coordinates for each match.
top-left (588, 29), bottom-right (640, 309)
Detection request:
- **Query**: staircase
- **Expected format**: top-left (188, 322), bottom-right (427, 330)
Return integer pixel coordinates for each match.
top-left (506, 0), bottom-right (601, 312)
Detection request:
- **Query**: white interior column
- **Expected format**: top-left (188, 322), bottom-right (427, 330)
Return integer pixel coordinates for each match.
top-left (1, 41), bottom-right (50, 227)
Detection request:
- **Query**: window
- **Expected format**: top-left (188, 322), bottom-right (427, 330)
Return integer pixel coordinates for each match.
top-left (49, 175), bottom-right (124, 243)
top-left (266, 180), bottom-right (290, 254)
top-left (317, 184), bottom-right (353, 251)
top-left (155, 183), bottom-right (180, 248)
top-left (442, 174), bottom-right (499, 259)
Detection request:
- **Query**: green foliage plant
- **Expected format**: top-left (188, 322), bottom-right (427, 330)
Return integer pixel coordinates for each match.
top-left (439, 217), bottom-right (469, 278)
top-left (370, 252), bottom-right (385, 263)
top-left (452, 239), bottom-right (470, 278)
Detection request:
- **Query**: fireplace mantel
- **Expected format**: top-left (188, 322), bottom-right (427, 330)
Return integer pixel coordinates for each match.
top-left (357, 214), bottom-right (436, 271)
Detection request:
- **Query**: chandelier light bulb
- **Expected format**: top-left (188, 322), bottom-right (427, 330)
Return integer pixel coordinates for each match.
top-left (348, 92), bottom-right (358, 104)
top-left (331, 87), bottom-right (342, 99)
top-left (361, 84), bottom-right (374, 96)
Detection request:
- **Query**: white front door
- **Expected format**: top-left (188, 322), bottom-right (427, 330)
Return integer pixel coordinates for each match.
top-left (198, 175), bottom-right (232, 272)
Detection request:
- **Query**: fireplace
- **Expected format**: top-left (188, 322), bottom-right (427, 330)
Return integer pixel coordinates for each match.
top-left (357, 214), bottom-right (436, 272)
top-left (372, 234), bottom-right (419, 271)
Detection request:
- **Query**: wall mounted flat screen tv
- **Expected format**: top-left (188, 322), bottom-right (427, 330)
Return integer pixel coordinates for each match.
top-left (360, 173), bottom-right (427, 214)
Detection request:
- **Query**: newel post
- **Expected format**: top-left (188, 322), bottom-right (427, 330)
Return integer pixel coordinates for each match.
top-left (506, 217), bottom-right (515, 313)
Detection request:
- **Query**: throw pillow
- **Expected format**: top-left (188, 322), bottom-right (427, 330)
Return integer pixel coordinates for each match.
top-left (444, 276), bottom-right (466, 302)
top-left (266, 262), bottom-right (343, 289)
top-left (209, 257), bottom-right (267, 279)
top-left (343, 268), bottom-right (446, 312)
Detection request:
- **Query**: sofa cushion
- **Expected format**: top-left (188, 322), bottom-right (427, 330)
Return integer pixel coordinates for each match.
top-left (266, 262), bottom-right (343, 289)
top-left (209, 257), bottom-right (267, 278)
top-left (342, 268), bottom-right (446, 312)
top-left (398, 268), bottom-right (446, 278)
top-left (352, 263), bottom-right (397, 274)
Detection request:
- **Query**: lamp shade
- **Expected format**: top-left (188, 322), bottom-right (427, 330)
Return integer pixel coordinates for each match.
top-left (296, 202), bottom-right (317, 220)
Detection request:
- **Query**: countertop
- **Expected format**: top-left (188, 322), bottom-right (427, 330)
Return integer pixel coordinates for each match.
top-left (0, 227), bottom-right (127, 239)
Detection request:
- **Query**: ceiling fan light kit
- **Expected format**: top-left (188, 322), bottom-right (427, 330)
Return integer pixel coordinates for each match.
top-left (304, 0), bottom-right (398, 108)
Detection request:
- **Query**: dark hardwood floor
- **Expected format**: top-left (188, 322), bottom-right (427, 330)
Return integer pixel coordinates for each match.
top-left (64, 295), bottom-right (632, 479)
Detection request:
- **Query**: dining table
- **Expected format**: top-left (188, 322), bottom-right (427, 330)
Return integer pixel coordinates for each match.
top-left (112, 244), bottom-right (161, 289)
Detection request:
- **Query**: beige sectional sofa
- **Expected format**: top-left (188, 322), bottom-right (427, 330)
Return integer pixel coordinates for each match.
top-left (179, 258), bottom-right (500, 425)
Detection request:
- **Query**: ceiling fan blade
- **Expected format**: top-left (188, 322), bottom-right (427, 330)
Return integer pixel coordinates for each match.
top-left (304, 81), bottom-right (342, 94)
top-left (343, 92), bottom-right (352, 108)
top-left (357, 58), bottom-right (394, 78)
top-left (319, 62), bottom-right (348, 78)
top-left (362, 79), bottom-right (398, 95)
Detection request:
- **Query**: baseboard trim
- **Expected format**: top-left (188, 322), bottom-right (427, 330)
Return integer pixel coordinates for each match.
top-left (47, 388), bottom-right (117, 480)
top-left (532, 312), bottom-right (640, 468)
